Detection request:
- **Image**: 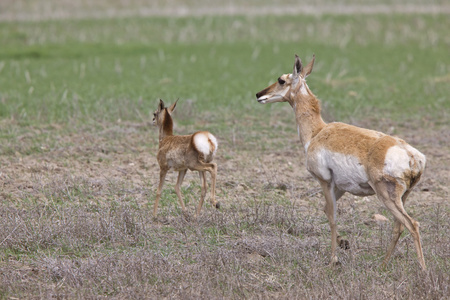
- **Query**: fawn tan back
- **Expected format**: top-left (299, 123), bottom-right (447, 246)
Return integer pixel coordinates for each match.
top-left (153, 99), bottom-right (219, 218)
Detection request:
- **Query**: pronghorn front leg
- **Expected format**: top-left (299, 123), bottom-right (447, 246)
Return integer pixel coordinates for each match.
top-left (154, 168), bottom-right (168, 217)
top-left (319, 179), bottom-right (346, 265)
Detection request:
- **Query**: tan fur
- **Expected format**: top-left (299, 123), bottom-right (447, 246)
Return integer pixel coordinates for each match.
top-left (256, 54), bottom-right (427, 270)
top-left (152, 99), bottom-right (219, 217)
top-left (308, 122), bottom-right (387, 164)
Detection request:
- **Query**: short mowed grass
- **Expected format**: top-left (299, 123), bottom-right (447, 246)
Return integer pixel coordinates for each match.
top-left (0, 10), bottom-right (449, 299)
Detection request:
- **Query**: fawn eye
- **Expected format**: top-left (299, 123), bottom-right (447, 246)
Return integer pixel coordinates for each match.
top-left (278, 77), bottom-right (285, 85)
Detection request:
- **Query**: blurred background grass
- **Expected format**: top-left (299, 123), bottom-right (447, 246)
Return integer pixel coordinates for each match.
top-left (0, 4), bottom-right (449, 132)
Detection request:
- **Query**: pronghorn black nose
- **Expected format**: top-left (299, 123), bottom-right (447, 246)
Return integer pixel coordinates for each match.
top-left (256, 87), bottom-right (269, 99)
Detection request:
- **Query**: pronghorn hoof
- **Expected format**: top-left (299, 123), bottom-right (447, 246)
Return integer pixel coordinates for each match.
top-left (182, 211), bottom-right (194, 222)
top-left (339, 239), bottom-right (350, 250)
top-left (331, 260), bottom-right (342, 267)
top-left (215, 202), bottom-right (220, 209)
top-left (330, 256), bottom-right (341, 267)
top-left (153, 216), bottom-right (169, 225)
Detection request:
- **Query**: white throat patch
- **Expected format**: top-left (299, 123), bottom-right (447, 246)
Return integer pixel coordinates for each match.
top-left (299, 83), bottom-right (309, 96)
top-left (280, 86), bottom-right (290, 98)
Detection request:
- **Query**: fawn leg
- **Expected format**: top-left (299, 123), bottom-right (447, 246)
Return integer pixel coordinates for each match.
top-left (154, 169), bottom-right (168, 217)
top-left (208, 162), bottom-right (219, 209)
top-left (196, 171), bottom-right (207, 216)
top-left (174, 170), bottom-right (187, 213)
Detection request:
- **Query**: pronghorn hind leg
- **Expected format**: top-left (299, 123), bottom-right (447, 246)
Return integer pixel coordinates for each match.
top-left (374, 181), bottom-right (426, 270)
top-left (174, 170), bottom-right (187, 214)
top-left (194, 162), bottom-right (219, 210)
top-left (196, 171), bottom-right (207, 216)
top-left (382, 189), bottom-right (410, 268)
top-left (382, 219), bottom-right (404, 268)
top-left (209, 162), bottom-right (219, 209)
top-left (154, 168), bottom-right (168, 217)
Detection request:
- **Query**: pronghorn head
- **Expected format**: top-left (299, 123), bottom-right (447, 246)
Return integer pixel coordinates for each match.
top-left (153, 99), bottom-right (178, 128)
top-left (256, 54), bottom-right (315, 104)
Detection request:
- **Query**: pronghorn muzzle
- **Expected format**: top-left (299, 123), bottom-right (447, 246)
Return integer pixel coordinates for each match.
top-left (256, 88), bottom-right (269, 102)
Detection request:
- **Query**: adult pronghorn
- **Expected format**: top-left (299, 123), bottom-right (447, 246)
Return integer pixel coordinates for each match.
top-left (153, 99), bottom-right (219, 217)
top-left (256, 54), bottom-right (427, 270)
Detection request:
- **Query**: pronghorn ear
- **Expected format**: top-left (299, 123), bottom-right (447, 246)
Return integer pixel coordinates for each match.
top-left (158, 99), bottom-right (165, 112)
top-left (291, 55), bottom-right (302, 88)
top-left (168, 99), bottom-right (178, 114)
top-left (301, 54), bottom-right (315, 78)
top-left (293, 54), bottom-right (302, 77)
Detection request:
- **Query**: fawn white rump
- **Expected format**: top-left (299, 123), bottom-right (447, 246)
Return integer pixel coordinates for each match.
top-left (256, 54), bottom-right (427, 270)
top-left (193, 132), bottom-right (218, 157)
top-left (152, 99), bottom-right (219, 217)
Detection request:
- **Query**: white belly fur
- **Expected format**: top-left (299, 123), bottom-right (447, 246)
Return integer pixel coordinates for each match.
top-left (307, 149), bottom-right (374, 196)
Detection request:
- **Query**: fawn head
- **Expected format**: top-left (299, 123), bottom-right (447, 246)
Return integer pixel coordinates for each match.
top-left (153, 99), bottom-right (178, 128)
top-left (256, 54), bottom-right (315, 104)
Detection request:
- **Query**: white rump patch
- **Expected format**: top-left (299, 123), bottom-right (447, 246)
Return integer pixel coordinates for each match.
top-left (404, 144), bottom-right (426, 170)
top-left (208, 133), bottom-right (218, 155)
top-left (384, 146), bottom-right (410, 177)
top-left (193, 132), bottom-right (218, 156)
top-left (384, 145), bottom-right (425, 177)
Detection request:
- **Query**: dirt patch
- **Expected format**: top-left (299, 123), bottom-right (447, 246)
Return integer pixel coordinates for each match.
top-left (1, 120), bottom-right (447, 214)
top-left (0, 119), bottom-right (448, 298)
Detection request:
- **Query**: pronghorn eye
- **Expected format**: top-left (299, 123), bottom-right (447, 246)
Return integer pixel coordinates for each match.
top-left (278, 77), bottom-right (285, 85)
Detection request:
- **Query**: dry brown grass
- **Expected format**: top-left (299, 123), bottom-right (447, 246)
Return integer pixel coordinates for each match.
top-left (0, 117), bottom-right (448, 298)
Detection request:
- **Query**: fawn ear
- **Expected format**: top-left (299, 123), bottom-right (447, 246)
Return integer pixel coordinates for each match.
top-left (301, 54), bottom-right (315, 78)
top-left (168, 99), bottom-right (178, 114)
top-left (158, 99), bottom-right (165, 112)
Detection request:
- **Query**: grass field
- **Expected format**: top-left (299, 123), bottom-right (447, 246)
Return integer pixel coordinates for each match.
top-left (0, 1), bottom-right (449, 298)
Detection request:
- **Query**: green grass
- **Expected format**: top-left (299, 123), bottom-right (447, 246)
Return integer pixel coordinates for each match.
top-left (0, 14), bottom-right (449, 130)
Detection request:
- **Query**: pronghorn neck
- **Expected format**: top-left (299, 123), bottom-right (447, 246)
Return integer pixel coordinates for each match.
top-left (159, 109), bottom-right (174, 142)
top-left (289, 83), bottom-right (326, 151)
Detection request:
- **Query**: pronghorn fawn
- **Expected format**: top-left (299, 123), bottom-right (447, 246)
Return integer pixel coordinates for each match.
top-left (256, 54), bottom-right (427, 270)
top-left (152, 99), bottom-right (219, 217)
